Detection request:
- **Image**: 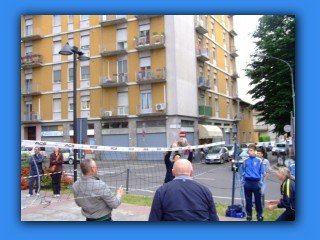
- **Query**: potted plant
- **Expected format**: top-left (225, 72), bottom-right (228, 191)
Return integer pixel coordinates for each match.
top-left (146, 40), bottom-right (150, 45)
top-left (134, 36), bottom-right (138, 40)
top-left (153, 31), bottom-right (158, 36)
top-left (161, 31), bottom-right (165, 36)
top-left (140, 34), bottom-right (145, 37)
top-left (137, 77), bottom-right (140, 81)
top-left (146, 76), bottom-right (150, 80)
top-left (155, 40), bottom-right (160, 44)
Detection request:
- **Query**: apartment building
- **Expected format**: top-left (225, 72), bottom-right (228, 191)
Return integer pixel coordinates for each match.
top-left (21, 15), bottom-right (251, 151)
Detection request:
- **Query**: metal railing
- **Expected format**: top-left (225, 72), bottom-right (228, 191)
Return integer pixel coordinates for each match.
top-left (21, 54), bottom-right (43, 65)
top-left (254, 125), bottom-right (268, 131)
top-left (21, 26), bottom-right (43, 37)
top-left (198, 77), bottom-right (211, 88)
top-left (195, 20), bottom-right (207, 29)
top-left (99, 41), bottom-right (127, 53)
top-left (22, 112), bottom-right (42, 121)
top-left (234, 113), bottom-right (244, 121)
top-left (136, 103), bottom-right (168, 115)
top-left (135, 68), bottom-right (166, 82)
top-left (99, 15), bottom-right (127, 22)
top-left (21, 83), bottom-right (42, 94)
top-left (100, 106), bottom-right (129, 117)
top-left (196, 46), bottom-right (210, 58)
top-left (134, 34), bottom-right (165, 47)
top-left (100, 73), bottom-right (128, 85)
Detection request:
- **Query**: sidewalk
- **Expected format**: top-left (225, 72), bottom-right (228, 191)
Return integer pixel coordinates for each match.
top-left (21, 190), bottom-right (245, 221)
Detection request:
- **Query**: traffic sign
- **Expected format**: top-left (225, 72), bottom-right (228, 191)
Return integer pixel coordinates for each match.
top-left (284, 125), bottom-right (291, 133)
top-left (142, 130), bottom-right (146, 138)
top-left (179, 132), bottom-right (185, 138)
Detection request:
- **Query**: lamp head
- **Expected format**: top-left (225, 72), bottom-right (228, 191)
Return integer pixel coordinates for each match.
top-left (59, 42), bottom-right (73, 55)
top-left (257, 54), bottom-right (267, 58)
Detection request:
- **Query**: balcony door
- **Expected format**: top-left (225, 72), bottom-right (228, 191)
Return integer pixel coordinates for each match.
top-left (25, 103), bottom-right (32, 121)
top-left (25, 79), bottom-right (32, 93)
top-left (140, 91), bottom-right (152, 114)
top-left (117, 60), bottom-right (127, 83)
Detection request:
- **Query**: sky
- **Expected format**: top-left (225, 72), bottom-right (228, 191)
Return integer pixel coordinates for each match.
top-left (233, 15), bottom-right (263, 104)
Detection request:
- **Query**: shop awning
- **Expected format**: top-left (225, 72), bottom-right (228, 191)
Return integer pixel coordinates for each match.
top-left (198, 125), bottom-right (223, 139)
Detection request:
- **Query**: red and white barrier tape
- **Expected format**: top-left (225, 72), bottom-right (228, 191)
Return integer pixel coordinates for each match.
top-left (21, 170), bottom-right (76, 179)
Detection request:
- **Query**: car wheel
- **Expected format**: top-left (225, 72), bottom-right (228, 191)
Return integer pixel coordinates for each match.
top-left (220, 157), bottom-right (225, 164)
top-left (68, 159), bottom-right (74, 165)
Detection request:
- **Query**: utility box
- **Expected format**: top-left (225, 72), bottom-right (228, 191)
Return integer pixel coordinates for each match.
top-left (75, 118), bottom-right (87, 144)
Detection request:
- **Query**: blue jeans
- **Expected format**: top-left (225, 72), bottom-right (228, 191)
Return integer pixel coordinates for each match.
top-left (244, 180), bottom-right (263, 217)
top-left (29, 173), bottom-right (42, 195)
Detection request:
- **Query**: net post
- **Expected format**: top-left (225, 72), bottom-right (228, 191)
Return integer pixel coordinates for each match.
top-left (126, 168), bottom-right (129, 194)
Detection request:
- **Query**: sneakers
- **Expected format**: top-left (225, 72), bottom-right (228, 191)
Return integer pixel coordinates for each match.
top-left (26, 194), bottom-right (32, 198)
top-left (247, 216), bottom-right (252, 221)
top-left (257, 216), bottom-right (264, 221)
top-left (36, 193), bottom-right (40, 196)
top-left (54, 194), bottom-right (61, 198)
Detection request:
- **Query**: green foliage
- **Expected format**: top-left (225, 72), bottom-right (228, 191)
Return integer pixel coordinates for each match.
top-left (245, 15), bottom-right (295, 135)
top-left (259, 135), bottom-right (271, 142)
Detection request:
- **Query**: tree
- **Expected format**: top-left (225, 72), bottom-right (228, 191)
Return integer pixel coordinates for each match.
top-left (245, 15), bottom-right (295, 136)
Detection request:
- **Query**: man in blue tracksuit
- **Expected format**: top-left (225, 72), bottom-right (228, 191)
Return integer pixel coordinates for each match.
top-left (267, 167), bottom-right (295, 221)
top-left (27, 147), bottom-right (45, 197)
top-left (288, 161), bottom-right (295, 181)
top-left (163, 141), bottom-right (193, 184)
top-left (241, 144), bottom-right (265, 221)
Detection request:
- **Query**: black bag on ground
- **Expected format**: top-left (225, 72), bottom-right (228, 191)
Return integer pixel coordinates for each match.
top-left (226, 204), bottom-right (243, 215)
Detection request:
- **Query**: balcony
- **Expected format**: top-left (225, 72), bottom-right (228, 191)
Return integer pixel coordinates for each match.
top-left (229, 29), bottom-right (238, 37)
top-left (136, 103), bottom-right (168, 116)
top-left (21, 83), bottom-right (42, 96)
top-left (100, 106), bottom-right (129, 119)
top-left (135, 68), bottom-right (166, 84)
top-left (198, 77), bottom-right (211, 90)
top-left (21, 26), bottom-right (44, 42)
top-left (99, 41), bottom-right (128, 57)
top-left (195, 20), bottom-right (208, 35)
top-left (21, 112), bottom-right (42, 123)
top-left (233, 113), bottom-right (244, 122)
top-left (199, 106), bottom-right (212, 118)
top-left (232, 93), bottom-right (240, 100)
top-left (231, 71), bottom-right (239, 78)
top-left (134, 15), bottom-right (161, 20)
top-left (21, 54), bottom-right (43, 69)
top-left (100, 73), bottom-right (128, 88)
top-left (254, 125), bottom-right (268, 131)
top-left (99, 15), bottom-right (127, 26)
top-left (196, 46), bottom-right (210, 62)
top-left (230, 46), bottom-right (239, 57)
top-left (135, 34), bottom-right (165, 51)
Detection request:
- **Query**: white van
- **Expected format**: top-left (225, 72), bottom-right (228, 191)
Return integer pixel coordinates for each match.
top-left (21, 146), bottom-right (48, 158)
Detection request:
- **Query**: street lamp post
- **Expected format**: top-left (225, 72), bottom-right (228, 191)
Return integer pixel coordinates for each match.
top-left (257, 54), bottom-right (295, 157)
top-left (59, 42), bottom-right (90, 182)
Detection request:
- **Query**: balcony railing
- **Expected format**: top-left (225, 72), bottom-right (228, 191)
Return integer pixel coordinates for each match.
top-left (232, 93), bottom-right (240, 100)
top-left (230, 46), bottom-right (239, 57)
top-left (99, 15), bottom-right (127, 26)
top-left (135, 68), bottom-right (166, 84)
top-left (21, 54), bottom-right (43, 69)
top-left (199, 106), bottom-right (212, 117)
top-left (100, 73), bottom-right (128, 88)
top-left (231, 71), bottom-right (239, 78)
top-left (234, 113), bottom-right (244, 121)
top-left (100, 106), bottom-right (129, 118)
top-left (99, 41), bottom-right (128, 56)
top-left (196, 46), bottom-right (210, 62)
top-left (195, 20), bottom-right (208, 35)
top-left (22, 112), bottom-right (42, 122)
top-left (134, 34), bottom-right (165, 51)
top-left (198, 77), bottom-right (211, 90)
top-left (134, 15), bottom-right (161, 20)
top-left (21, 83), bottom-right (42, 95)
top-left (136, 103), bottom-right (168, 116)
top-left (254, 125), bottom-right (268, 131)
top-left (21, 26), bottom-right (43, 41)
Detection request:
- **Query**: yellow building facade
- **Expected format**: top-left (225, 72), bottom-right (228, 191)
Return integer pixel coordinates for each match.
top-left (21, 15), bottom-right (254, 148)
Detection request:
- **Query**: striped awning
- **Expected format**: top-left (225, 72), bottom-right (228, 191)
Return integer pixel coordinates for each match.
top-left (198, 125), bottom-right (223, 139)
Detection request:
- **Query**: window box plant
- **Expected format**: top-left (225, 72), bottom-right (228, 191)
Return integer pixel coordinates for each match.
top-left (155, 40), bottom-right (160, 44)
top-left (152, 31), bottom-right (158, 36)
top-left (161, 31), bottom-right (165, 36)
top-left (146, 40), bottom-right (150, 45)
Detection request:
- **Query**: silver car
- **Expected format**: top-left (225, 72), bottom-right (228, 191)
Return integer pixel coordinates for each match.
top-left (225, 144), bottom-right (240, 160)
top-left (272, 143), bottom-right (289, 155)
top-left (205, 147), bottom-right (229, 164)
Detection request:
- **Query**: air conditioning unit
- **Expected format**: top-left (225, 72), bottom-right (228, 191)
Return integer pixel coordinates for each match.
top-left (156, 103), bottom-right (166, 110)
top-left (104, 111), bottom-right (112, 116)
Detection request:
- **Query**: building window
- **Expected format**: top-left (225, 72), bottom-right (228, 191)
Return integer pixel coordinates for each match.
top-left (140, 91), bottom-right (152, 112)
top-left (215, 95), bottom-right (219, 118)
top-left (242, 132), bottom-right (246, 142)
top-left (25, 18), bottom-right (32, 36)
top-left (68, 68), bottom-right (73, 82)
top-left (102, 122), bottom-right (128, 129)
top-left (53, 15), bottom-right (61, 26)
top-left (118, 60), bottom-right (128, 82)
top-left (242, 108), bottom-right (245, 119)
top-left (214, 73), bottom-right (218, 92)
top-left (68, 15), bottom-right (73, 24)
top-left (81, 35), bottom-right (90, 50)
top-left (248, 110), bottom-right (251, 120)
top-left (81, 100), bottom-right (90, 110)
top-left (53, 99), bottom-right (61, 112)
top-left (227, 101), bottom-right (230, 119)
top-left (223, 31), bottom-right (226, 48)
top-left (211, 20), bottom-right (215, 41)
top-left (181, 120), bottom-right (194, 126)
top-left (53, 70), bottom-right (61, 83)
top-left (228, 16), bottom-right (231, 30)
top-left (81, 66), bottom-right (90, 80)
top-left (225, 55), bottom-right (228, 72)
top-left (212, 46), bottom-right (216, 66)
top-left (222, 15), bottom-right (225, 26)
top-left (200, 93), bottom-right (205, 106)
top-left (226, 79), bottom-right (229, 96)
top-left (53, 40), bottom-right (61, 55)
top-left (209, 95), bottom-right (212, 107)
top-left (80, 15), bottom-right (89, 21)
top-left (68, 97), bottom-right (73, 111)
top-left (249, 132), bottom-right (252, 141)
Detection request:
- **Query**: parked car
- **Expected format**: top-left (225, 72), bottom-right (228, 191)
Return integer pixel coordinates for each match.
top-left (272, 143), bottom-right (289, 156)
top-left (60, 148), bottom-right (80, 165)
top-left (205, 147), bottom-right (229, 164)
top-left (256, 142), bottom-right (271, 151)
top-left (225, 144), bottom-right (240, 160)
top-left (267, 142), bottom-right (275, 152)
top-left (230, 150), bottom-right (248, 171)
top-left (239, 143), bottom-right (252, 151)
top-left (21, 146), bottom-right (48, 159)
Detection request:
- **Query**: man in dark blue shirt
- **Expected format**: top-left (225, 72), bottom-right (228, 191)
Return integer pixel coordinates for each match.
top-left (149, 159), bottom-right (219, 221)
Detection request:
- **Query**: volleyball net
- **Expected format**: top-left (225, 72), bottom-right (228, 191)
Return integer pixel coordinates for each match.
top-left (21, 140), bottom-right (227, 209)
